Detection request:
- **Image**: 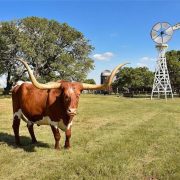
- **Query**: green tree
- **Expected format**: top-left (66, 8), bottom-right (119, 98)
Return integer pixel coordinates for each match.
top-left (112, 67), bottom-right (154, 93)
top-left (166, 50), bottom-right (180, 95)
top-left (83, 79), bottom-right (96, 84)
top-left (18, 17), bottom-right (94, 82)
top-left (0, 17), bottom-right (94, 94)
top-left (0, 21), bottom-right (25, 94)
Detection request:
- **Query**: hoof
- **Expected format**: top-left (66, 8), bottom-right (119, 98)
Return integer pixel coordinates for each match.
top-left (64, 145), bottom-right (71, 149)
top-left (55, 146), bottom-right (60, 150)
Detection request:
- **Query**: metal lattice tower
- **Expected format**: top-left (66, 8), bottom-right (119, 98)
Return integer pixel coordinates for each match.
top-left (151, 44), bottom-right (173, 99)
top-left (150, 22), bottom-right (180, 100)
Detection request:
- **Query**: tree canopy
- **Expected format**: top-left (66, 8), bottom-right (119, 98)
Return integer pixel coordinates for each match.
top-left (0, 17), bottom-right (94, 94)
top-left (112, 67), bottom-right (154, 93)
top-left (166, 50), bottom-right (180, 94)
top-left (83, 79), bottom-right (96, 84)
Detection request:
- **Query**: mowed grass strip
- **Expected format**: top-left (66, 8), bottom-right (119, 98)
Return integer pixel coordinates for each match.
top-left (0, 94), bottom-right (179, 180)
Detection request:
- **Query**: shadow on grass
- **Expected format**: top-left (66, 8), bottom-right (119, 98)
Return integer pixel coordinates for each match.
top-left (0, 132), bottom-right (50, 152)
top-left (0, 93), bottom-right (11, 99)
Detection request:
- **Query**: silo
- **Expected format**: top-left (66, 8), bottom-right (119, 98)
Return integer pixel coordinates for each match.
top-left (101, 70), bottom-right (111, 84)
top-left (100, 70), bottom-right (111, 94)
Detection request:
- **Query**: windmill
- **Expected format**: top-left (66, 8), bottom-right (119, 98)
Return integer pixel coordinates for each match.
top-left (150, 22), bottom-right (180, 100)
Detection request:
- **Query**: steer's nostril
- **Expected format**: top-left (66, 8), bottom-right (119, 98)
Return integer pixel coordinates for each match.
top-left (67, 108), bottom-right (77, 115)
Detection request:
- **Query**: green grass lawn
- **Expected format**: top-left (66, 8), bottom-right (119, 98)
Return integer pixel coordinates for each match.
top-left (0, 94), bottom-right (180, 180)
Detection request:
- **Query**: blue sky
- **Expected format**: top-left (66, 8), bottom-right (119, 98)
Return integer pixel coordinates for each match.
top-left (0, 0), bottom-right (180, 85)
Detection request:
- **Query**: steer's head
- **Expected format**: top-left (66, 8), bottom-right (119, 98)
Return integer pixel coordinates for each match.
top-left (60, 81), bottom-right (83, 117)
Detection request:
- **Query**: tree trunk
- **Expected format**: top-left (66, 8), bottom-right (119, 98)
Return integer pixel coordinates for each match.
top-left (3, 71), bottom-right (13, 95)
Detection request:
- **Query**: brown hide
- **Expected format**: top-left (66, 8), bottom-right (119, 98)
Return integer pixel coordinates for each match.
top-left (12, 81), bottom-right (83, 124)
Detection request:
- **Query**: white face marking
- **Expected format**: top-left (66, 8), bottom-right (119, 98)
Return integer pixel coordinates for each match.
top-left (67, 87), bottom-right (74, 95)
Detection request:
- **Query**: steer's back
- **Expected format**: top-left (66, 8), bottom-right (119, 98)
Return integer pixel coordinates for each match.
top-left (12, 83), bottom-right (49, 119)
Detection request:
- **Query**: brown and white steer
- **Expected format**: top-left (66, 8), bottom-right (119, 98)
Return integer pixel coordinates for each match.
top-left (12, 58), bottom-right (127, 149)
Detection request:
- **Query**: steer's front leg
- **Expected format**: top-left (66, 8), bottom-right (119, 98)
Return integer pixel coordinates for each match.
top-left (51, 125), bottom-right (61, 150)
top-left (27, 124), bottom-right (37, 144)
top-left (64, 128), bottom-right (71, 149)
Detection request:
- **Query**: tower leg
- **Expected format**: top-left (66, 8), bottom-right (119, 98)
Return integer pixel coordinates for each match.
top-left (151, 44), bottom-right (173, 100)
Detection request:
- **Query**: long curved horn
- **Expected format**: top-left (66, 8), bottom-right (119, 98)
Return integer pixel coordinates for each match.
top-left (16, 58), bottom-right (61, 89)
top-left (82, 63), bottom-right (128, 90)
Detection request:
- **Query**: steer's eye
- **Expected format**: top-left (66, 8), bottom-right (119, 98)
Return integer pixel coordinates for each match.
top-left (65, 96), bottom-right (70, 102)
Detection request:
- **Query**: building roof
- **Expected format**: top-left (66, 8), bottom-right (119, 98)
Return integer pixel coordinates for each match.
top-left (101, 70), bottom-right (111, 76)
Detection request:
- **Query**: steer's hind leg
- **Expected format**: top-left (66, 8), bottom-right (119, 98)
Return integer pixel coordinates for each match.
top-left (12, 115), bottom-right (21, 145)
top-left (27, 124), bottom-right (37, 144)
top-left (51, 126), bottom-right (61, 150)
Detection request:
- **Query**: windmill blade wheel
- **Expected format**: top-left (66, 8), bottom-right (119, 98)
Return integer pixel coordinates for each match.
top-left (150, 22), bottom-right (173, 44)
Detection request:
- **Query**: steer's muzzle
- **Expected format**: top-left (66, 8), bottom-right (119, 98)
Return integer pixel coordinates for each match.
top-left (67, 108), bottom-right (77, 116)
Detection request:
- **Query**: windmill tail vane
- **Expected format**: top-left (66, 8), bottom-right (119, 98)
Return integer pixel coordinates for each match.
top-left (173, 23), bottom-right (180, 30)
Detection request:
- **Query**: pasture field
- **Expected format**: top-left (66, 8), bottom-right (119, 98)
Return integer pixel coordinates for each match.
top-left (0, 95), bottom-right (180, 180)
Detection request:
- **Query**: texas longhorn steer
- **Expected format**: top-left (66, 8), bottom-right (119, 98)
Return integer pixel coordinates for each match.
top-left (12, 58), bottom-right (127, 149)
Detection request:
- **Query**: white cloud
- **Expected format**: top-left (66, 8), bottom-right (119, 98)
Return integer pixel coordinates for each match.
top-left (93, 52), bottom-right (114, 61)
top-left (137, 56), bottom-right (156, 70)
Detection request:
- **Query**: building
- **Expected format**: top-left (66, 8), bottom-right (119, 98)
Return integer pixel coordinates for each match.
top-left (100, 70), bottom-right (111, 94)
